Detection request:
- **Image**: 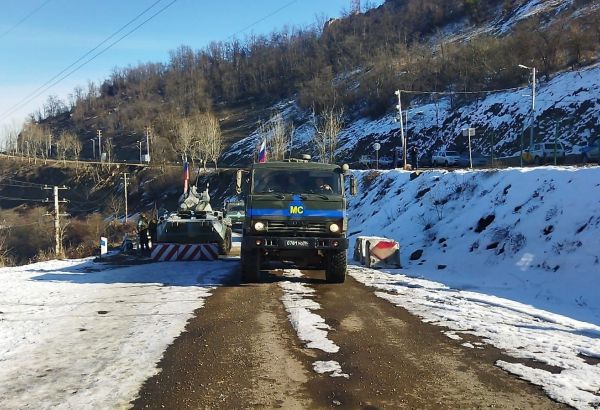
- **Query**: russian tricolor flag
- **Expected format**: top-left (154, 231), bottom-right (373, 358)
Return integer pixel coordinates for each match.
top-left (258, 139), bottom-right (267, 163)
top-left (183, 161), bottom-right (190, 193)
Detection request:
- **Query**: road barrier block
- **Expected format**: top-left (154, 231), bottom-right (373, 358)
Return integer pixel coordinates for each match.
top-left (366, 239), bottom-right (401, 269)
top-left (151, 243), bottom-right (218, 261)
top-left (354, 236), bottom-right (388, 265)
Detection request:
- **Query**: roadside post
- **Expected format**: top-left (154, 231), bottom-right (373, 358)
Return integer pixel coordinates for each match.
top-left (374, 142), bottom-right (381, 170)
top-left (462, 127), bottom-right (476, 168)
top-left (100, 236), bottom-right (108, 260)
top-left (554, 124), bottom-right (558, 165)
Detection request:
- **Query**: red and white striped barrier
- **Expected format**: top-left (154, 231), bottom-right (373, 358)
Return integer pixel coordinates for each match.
top-left (151, 243), bottom-right (219, 261)
top-left (366, 239), bottom-right (401, 269)
top-left (353, 236), bottom-right (388, 265)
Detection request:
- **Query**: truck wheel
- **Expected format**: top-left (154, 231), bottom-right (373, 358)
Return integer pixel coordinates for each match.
top-left (325, 251), bottom-right (347, 283)
top-left (241, 248), bottom-right (261, 283)
top-left (219, 228), bottom-right (232, 255)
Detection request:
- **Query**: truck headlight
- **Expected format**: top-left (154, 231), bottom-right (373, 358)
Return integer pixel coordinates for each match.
top-left (329, 223), bottom-right (340, 233)
top-left (254, 221), bottom-right (266, 231)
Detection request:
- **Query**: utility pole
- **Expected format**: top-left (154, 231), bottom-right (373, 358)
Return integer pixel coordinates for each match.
top-left (145, 125), bottom-right (151, 163)
top-left (518, 64), bottom-right (536, 147)
top-left (122, 173), bottom-right (129, 223)
top-left (395, 90), bottom-right (406, 169)
top-left (97, 130), bottom-right (103, 162)
top-left (44, 185), bottom-right (69, 257)
top-left (47, 134), bottom-right (52, 158)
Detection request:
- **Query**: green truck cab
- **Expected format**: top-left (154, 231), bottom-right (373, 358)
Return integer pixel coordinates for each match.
top-left (236, 158), bottom-right (356, 283)
top-left (224, 200), bottom-right (245, 232)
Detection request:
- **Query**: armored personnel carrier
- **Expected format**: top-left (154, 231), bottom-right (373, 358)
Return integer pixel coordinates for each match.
top-left (156, 186), bottom-right (232, 256)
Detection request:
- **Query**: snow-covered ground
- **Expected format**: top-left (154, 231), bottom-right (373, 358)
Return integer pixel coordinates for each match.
top-left (347, 166), bottom-right (600, 409)
top-left (0, 258), bottom-right (235, 409)
top-left (350, 266), bottom-right (600, 409)
top-left (222, 63), bottom-right (600, 165)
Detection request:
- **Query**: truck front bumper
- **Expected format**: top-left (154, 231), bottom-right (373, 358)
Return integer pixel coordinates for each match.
top-left (243, 236), bottom-right (348, 250)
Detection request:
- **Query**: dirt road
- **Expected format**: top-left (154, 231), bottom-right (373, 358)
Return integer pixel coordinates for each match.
top-left (132, 269), bottom-right (564, 409)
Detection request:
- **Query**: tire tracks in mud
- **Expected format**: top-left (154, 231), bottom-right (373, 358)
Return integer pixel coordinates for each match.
top-left (132, 268), bottom-right (565, 409)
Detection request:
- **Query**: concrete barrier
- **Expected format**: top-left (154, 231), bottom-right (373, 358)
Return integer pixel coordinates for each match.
top-left (365, 239), bottom-right (401, 269)
top-left (353, 236), bottom-right (388, 265)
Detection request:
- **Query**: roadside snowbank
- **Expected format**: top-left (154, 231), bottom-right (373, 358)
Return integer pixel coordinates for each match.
top-left (349, 266), bottom-right (600, 409)
top-left (0, 258), bottom-right (233, 409)
top-left (348, 166), bottom-right (600, 325)
top-left (347, 165), bottom-right (600, 408)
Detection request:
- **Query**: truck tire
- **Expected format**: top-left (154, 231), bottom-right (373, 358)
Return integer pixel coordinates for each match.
top-left (241, 248), bottom-right (261, 283)
top-left (219, 227), bottom-right (232, 255)
top-left (325, 250), bottom-right (347, 283)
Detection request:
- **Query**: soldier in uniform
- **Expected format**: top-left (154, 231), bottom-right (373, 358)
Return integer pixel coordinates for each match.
top-left (137, 213), bottom-right (149, 252)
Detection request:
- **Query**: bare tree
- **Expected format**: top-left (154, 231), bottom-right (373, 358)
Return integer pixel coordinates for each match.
top-left (56, 131), bottom-right (76, 164)
top-left (199, 112), bottom-right (223, 169)
top-left (174, 116), bottom-right (195, 162)
top-left (72, 137), bottom-right (82, 169)
top-left (104, 138), bottom-right (114, 166)
top-left (310, 106), bottom-right (344, 163)
top-left (107, 194), bottom-right (124, 221)
top-left (266, 113), bottom-right (289, 161)
top-left (0, 226), bottom-right (11, 267)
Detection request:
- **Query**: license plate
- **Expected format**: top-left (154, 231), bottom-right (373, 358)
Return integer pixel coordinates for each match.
top-left (285, 240), bottom-right (311, 248)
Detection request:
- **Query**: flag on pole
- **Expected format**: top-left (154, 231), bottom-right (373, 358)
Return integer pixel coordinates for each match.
top-left (258, 139), bottom-right (267, 163)
top-left (183, 161), bottom-right (190, 194)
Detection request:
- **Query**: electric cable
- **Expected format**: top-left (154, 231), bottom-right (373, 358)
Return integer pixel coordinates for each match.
top-left (0, 0), bottom-right (176, 122)
top-left (227, 0), bottom-right (299, 40)
top-left (0, 0), bottom-right (53, 41)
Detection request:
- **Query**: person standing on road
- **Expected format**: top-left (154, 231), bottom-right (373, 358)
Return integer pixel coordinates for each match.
top-left (410, 146), bottom-right (418, 170)
top-left (138, 213), bottom-right (149, 252)
top-left (148, 217), bottom-right (158, 249)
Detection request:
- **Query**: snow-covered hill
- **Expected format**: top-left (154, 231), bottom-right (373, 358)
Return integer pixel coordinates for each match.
top-left (346, 165), bottom-right (600, 409)
top-left (347, 166), bottom-right (600, 324)
top-left (222, 63), bottom-right (600, 165)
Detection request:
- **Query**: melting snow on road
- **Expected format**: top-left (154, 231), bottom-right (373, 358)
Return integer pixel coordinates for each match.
top-left (0, 258), bottom-right (234, 409)
top-left (279, 270), bottom-right (349, 378)
top-left (349, 266), bottom-right (600, 409)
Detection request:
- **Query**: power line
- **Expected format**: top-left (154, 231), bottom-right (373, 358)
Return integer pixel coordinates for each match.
top-left (0, 0), bottom-right (53, 41)
top-left (2, 178), bottom-right (47, 188)
top-left (0, 195), bottom-right (46, 202)
top-left (227, 0), bottom-right (299, 40)
top-left (0, 0), bottom-right (177, 122)
top-left (397, 85), bottom-right (529, 95)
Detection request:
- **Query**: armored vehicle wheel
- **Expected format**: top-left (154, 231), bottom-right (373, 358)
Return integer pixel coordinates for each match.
top-left (325, 250), bottom-right (347, 283)
top-left (219, 227), bottom-right (232, 255)
top-left (241, 248), bottom-right (261, 283)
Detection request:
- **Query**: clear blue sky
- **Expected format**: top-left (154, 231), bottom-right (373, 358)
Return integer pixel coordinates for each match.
top-left (0, 0), bottom-right (384, 140)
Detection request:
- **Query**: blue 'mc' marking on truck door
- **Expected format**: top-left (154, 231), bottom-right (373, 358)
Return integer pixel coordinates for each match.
top-left (248, 194), bottom-right (345, 218)
top-left (248, 209), bottom-right (344, 218)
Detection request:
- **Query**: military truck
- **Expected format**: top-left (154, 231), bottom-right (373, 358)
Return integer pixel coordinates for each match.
top-left (224, 200), bottom-right (245, 232)
top-left (236, 156), bottom-right (356, 283)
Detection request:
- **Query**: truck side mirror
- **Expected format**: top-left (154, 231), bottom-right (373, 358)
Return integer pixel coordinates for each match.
top-left (350, 175), bottom-right (358, 196)
top-left (236, 170), bottom-right (242, 194)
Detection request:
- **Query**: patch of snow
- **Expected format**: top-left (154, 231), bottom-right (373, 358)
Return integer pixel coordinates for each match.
top-left (0, 258), bottom-right (234, 409)
top-left (279, 280), bottom-right (339, 354)
top-left (312, 361), bottom-right (350, 379)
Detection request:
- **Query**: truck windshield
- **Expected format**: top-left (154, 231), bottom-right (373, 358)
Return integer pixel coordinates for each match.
top-left (252, 169), bottom-right (342, 195)
top-left (227, 205), bottom-right (245, 212)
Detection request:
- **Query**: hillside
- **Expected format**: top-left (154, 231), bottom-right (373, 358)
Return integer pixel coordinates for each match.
top-left (348, 167), bottom-right (600, 324)
top-left (223, 63), bottom-right (600, 165)
top-left (7, 0), bottom-right (598, 165)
